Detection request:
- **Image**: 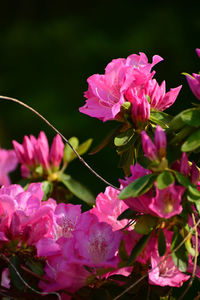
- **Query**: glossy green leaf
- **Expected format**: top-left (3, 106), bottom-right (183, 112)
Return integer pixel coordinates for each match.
top-left (150, 110), bottom-right (172, 128)
top-left (128, 233), bottom-right (152, 265)
top-left (114, 128), bottom-right (135, 147)
top-left (188, 185), bottom-right (200, 198)
top-left (181, 108), bottom-right (200, 127)
top-left (181, 128), bottom-right (200, 152)
top-left (117, 208), bottom-right (137, 220)
top-left (158, 229), bottom-right (166, 256)
top-left (171, 229), bottom-right (188, 272)
top-left (134, 215), bottom-right (157, 235)
top-left (173, 171), bottom-right (191, 188)
top-left (63, 137), bottom-right (79, 163)
top-left (157, 171), bottom-right (174, 189)
top-left (118, 174), bottom-right (155, 199)
top-left (42, 181), bottom-right (53, 201)
top-left (60, 173), bottom-right (95, 205)
top-left (169, 113), bottom-right (185, 131)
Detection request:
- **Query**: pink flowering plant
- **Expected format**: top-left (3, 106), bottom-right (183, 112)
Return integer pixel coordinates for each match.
top-left (0, 49), bottom-right (200, 299)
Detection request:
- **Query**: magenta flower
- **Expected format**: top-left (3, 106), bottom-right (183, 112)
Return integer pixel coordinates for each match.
top-left (141, 125), bottom-right (166, 160)
top-left (145, 79), bottom-right (182, 111)
top-left (13, 132), bottom-right (64, 178)
top-left (185, 48), bottom-right (200, 100)
top-left (0, 149), bottom-right (18, 186)
top-left (90, 186), bottom-right (129, 231)
top-left (196, 48), bottom-right (200, 58)
top-left (186, 73), bottom-right (200, 100)
top-left (79, 52), bottom-right (163, 122)
top-left (149, 183), bottom-right (185, 219)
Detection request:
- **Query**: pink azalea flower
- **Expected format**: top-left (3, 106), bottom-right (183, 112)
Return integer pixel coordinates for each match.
top-left (149, 231), bottom-right (190, 287)
top-left (145, 79), bottom-right (182, 111)
top-left (36, 203), bottom-right (81, 257)
top-left (79, 52), bottom-right (163, 122)
top-left (149, 251), bottom-right (190, 287)
top-left (186, 73), bottom-right (200, 100)
top-left (0, 149), bottom-right (18, 186)
top-left (74, 220), bottom-right (123, 268)
top-left (149, 183), bottom-right (185, 219)
top-left (90, 186), bottom-right (129, 231)
top-left (185, 49), bottom-right (200, 100)
top-left (39, 255), bottom-right (90, 293)
top-left (0, 183), bottom-right (54, 245)
top-left (119, 164), bottom-right (154, 214)
top-left (13, 132), bottom-right (64, 178)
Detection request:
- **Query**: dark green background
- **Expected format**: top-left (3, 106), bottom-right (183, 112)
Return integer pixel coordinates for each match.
top-left (0, 0), bottom-right (200, 195)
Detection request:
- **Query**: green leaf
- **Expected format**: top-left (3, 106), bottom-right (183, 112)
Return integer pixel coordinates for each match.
top-left (157, 171), bottom-right (174, 189)
top-left (169, 113), bottom-right (185, 131)
top-left (118, 240), bottom-right (129, 261)
top-left (128, 233), bottom-right (152, 265)
top-left (173, 171), bottom-right (191, 188)
top-left (60, 173), bottom-right (95, 205)
top-left (9, 255), bottom-right (24, 291)
top-left (158, 229), bottom-right (166, 256)
top-left (118, 174), bottom-right (155, 199)
top-left (134, 215), bottom-right (157, 235)
top-left (70, 138), bottom-right (93, 161)
top-left (188, 185), bottom-right (200, 198)
top-left (181, 108), bottom-right (200, 127)
top-left (181, 128), bottom-right (200, 152)
top-left (171, 229), bottom-right (188, 272)
top-left (114, 128), bottom-right (135, 148)
top-left (42, 181), bottom-right (53, 201)
top-left (63, 137), bottom-right (79, 163)
top-left (150, 110), bottom-right (172, 128)
top-left (117, 208), bottom-right (137, 220)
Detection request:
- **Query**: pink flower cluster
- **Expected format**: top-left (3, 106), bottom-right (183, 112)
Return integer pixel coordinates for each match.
top-left (0, 182), bottom-right (123, 295)
top-left (13, 132), bottom-right (64, 178)
top-left (186, 48), bottom-right (200, 100)
top-left (79, 52), bottom-right (181, 124)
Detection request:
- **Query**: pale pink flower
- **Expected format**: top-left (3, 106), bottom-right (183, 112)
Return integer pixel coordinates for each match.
top-left (90, 186), bottom-right (129, 231)
top-left (149, 183), bottom-right (185, 219)
top-left (0, 149), bottom-right (18, 186)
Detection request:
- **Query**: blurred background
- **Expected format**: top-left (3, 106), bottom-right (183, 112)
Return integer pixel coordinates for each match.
top-left (0, 0), bottom-right (200, 195)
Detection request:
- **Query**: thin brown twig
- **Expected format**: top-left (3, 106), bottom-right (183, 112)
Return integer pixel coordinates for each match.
top-left (0, 95), bottom-right (120, 191)
top-left (113, 218), bottom-right (200, 300)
